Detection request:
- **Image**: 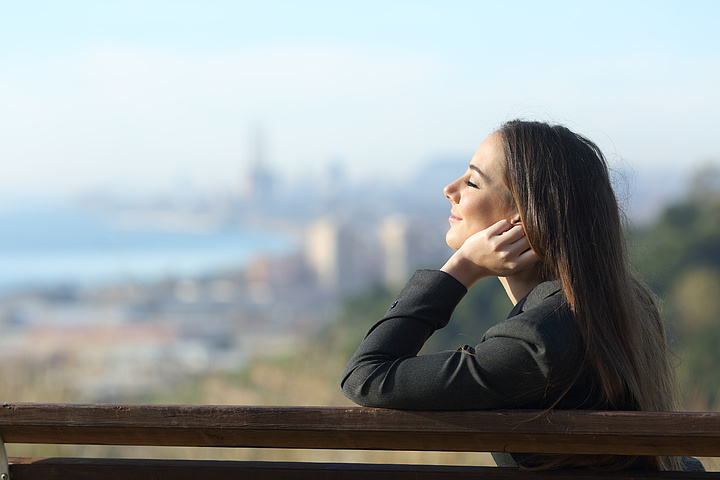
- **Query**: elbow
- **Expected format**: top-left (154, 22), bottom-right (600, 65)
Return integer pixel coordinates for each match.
top-left (340, 371), bottom-right (363, 405)
top-left (340, 369), bottom-right (376, 407)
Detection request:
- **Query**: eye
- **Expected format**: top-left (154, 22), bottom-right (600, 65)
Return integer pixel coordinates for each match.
top-left (465, 180), bottom-right (478, 188)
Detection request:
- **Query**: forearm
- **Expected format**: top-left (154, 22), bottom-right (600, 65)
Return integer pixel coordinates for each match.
top-left (340, 269), bottom-right (467, 406)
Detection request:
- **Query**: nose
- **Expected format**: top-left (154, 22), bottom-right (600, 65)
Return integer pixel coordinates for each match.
top-left (443, 177), bottom-right (460, 203)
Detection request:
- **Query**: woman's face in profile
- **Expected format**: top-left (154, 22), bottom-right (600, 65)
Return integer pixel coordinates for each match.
top-left (443, 133), bottom-right (514, 250)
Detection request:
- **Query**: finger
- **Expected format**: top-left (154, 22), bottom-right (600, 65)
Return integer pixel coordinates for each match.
top-left (515, 247), bottom-right (539, 267)
top-left (484, 219), bottom-right (514, 236)
top-left (505, 235), bottom-right (538, 261)
top-left (490, 225), bottom-right (526, 250)
top-left (499, 224), bottom-right (526, 242)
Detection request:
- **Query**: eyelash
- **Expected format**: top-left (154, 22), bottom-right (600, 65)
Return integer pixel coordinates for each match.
top-left (465, 180), bottom-right (478, 188)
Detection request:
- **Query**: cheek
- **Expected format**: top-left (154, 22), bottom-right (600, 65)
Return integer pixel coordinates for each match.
top-left (469, 198), bottom-right (499, 225)
top-left (468, 200), bottom-right (512, 232)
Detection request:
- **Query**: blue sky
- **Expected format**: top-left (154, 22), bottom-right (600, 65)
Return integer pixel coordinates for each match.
top-left (2, 0), bottom-right (719, 198)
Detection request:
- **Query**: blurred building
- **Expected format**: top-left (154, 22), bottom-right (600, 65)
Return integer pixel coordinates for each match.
top-left (377, 215), bottom-right (408, 288)
top-left (304, 217), bottom-right (382, 295)
top-left (378, 214), bottom-right (450, 288)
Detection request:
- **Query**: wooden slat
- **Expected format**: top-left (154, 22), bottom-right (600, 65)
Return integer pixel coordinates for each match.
top-left (7, 458), bottom-right (720, 480)
top-left (1, 403), bottom-right (719, 457)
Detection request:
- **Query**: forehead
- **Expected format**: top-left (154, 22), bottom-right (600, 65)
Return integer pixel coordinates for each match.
top-left (470, 133), bottom-right (505, 177)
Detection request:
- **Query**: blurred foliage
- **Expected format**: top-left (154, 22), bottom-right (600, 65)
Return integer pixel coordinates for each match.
top-left (629, 166), bottom-right (720, 410)
top-left (319, 283), bottom-right (398, 358)
top-left (632, 166), bottom-right (720, 295)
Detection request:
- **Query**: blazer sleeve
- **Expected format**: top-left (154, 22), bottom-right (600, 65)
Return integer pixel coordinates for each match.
top-left (340, 269), bottom-right (569, 410)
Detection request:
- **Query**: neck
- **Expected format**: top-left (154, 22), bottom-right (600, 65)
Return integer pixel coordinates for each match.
top-left (499, 267), bottom-right (544, 305)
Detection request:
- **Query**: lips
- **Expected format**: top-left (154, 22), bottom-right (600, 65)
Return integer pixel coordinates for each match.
top-left (449, 213), bottom-right (462, 222)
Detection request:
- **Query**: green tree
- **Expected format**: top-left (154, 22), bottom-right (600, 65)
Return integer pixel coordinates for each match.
top-left (631, 165), bottom-right (720, 410)
top-left (668, 267), bottom-right (720, 409)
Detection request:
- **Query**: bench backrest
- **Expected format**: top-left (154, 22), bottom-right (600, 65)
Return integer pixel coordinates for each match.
top-left (0, 403), bottom-right (718, 479)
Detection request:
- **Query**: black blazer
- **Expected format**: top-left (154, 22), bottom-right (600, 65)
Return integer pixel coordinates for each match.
top-left (341, 269), bottom-right (595, 411)
top-left (340, 269), bottom-right (706, 472)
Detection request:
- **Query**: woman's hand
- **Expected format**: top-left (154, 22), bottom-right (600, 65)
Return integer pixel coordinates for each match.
top-left (440, 219), bottom-right (538, 289)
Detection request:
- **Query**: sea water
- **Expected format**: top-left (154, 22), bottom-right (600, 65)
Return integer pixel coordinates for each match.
top-left (0, 204), bottom-right (295, 293)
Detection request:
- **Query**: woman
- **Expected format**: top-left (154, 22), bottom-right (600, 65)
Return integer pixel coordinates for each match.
top-left (341, 120), bottom-right (695, 471)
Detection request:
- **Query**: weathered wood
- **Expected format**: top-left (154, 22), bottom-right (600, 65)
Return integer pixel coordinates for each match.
top-left (1, 403), bottom-right (719, 457)
top-left (7, 457), bottom-right (720, 480)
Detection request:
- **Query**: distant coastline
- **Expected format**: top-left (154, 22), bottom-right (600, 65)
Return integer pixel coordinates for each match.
top-left (0, 205), bottom-right (295, 293)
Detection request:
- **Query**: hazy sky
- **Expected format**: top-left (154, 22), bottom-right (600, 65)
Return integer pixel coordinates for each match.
top-left (2, 0), bottom-right (719, 199)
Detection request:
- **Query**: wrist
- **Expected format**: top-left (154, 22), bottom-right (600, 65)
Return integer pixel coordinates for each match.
top-left (440, 253), bottom-right (489, 289)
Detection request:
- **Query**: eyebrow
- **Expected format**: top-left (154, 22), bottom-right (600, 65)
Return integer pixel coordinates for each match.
top-left (469, 165), bottom-right (492, 183)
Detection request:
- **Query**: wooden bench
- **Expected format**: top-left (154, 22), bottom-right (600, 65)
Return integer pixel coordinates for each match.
top-left (0, 403), bottom-right (718, 479)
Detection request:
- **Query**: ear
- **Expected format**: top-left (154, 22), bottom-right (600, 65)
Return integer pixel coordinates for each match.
top-left (510, 213), bottom-right (522, 225)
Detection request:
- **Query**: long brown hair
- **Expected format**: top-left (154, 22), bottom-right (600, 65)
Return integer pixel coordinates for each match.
top-left (497, 120), bottom-right (680, 471)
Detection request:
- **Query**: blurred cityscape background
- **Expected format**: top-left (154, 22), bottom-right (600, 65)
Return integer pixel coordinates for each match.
top-left (0, 138), bottom-right (459, 401)
top-left (1, 0), bottom-right (719, 468)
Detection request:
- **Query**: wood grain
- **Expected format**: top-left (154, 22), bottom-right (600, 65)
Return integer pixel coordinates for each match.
top-left (1, 404), bottom-right (719, 457)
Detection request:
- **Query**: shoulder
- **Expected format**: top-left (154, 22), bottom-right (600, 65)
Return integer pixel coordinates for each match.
top-left (483, 281), bottom-right (581, 361)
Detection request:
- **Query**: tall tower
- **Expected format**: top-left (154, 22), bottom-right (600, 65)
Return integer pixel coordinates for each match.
top-left (241, 125), bottom-right (274, 201)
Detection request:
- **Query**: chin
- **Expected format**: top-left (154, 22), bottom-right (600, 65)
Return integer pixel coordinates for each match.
top-left (445, 232), bottom-right (462, 251)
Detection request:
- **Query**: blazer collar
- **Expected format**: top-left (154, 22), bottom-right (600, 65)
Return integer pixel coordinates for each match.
top-left (507, 280), bottom-right (562, 317)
